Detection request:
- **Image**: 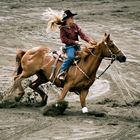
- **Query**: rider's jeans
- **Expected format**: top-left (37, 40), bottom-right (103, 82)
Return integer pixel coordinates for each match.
top-left (60, 44), bottom-right (80, 73)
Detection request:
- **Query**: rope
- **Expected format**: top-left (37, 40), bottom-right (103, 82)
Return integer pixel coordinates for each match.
top-left (96, 59), bottom-right (115, 79)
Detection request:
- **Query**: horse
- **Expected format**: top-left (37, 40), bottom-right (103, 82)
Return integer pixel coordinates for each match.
top-left (1, 33), bottom-right (126, 113)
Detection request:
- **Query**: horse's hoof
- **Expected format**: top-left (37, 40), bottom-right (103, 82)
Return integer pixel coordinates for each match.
top-left (15, 95), bottom-right (23, 102)
top-left (0, 100), bottom-right (18, 108)
top-left (33, 94), bottom-right (48, 107)
top-left (0, 101), bottom-right (4, 108)
top-left (34, 101), bottom-right (46, 107)
top-left (82, 107), bottom-right (88, 113)
top-left (44, 94), bottom-right (48, 104)
top-left (42, 100), bottom-right (68, 116)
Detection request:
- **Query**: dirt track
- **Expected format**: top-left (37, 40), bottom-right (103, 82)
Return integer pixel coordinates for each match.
top-left (0, 0), bottom-right (140, 140)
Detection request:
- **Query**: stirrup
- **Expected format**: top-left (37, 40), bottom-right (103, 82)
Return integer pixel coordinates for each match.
top-left (57, 71), bottom-right (66, 81)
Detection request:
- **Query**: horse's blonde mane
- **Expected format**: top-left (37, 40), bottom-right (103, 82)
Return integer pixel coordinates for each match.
top-left (42, 8), bottom-right (64, 32)
top-left (82, 43), bottom-right (96, 52)
top-left (76, 43), bottom-right (96, 58)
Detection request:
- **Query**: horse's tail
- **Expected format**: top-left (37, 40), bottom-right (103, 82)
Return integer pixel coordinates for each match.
top-left (15, 49), bottom-right (26, 76)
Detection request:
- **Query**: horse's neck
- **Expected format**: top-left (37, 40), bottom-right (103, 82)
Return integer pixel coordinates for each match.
top-left (82, 50), bottom-right (103, 78)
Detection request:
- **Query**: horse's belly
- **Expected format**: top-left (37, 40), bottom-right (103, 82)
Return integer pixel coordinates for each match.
top-left (70, 80), bottom-right (93, 92)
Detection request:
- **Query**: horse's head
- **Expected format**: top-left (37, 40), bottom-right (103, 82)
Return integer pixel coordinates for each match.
top-left (99, 33), bottom-right (126, 63)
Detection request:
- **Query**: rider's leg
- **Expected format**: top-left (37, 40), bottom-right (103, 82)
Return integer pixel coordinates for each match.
top-left (57, 46), bottom-right (76, 80)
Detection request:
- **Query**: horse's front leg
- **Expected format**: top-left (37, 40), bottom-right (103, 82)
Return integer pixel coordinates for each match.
top-left (80, 89), bottom-right (89, 113)
top-left (58, 83), bottom-right (71, 101)
top-left (42, 83), bottom-right (70, 116)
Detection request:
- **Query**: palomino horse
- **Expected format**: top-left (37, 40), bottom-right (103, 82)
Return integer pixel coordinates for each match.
top-left (2, 33), bottom-right (126, 113)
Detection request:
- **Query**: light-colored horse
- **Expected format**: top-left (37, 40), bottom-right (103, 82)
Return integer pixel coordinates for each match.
top-left (1, 33), bottom-right (126, 113)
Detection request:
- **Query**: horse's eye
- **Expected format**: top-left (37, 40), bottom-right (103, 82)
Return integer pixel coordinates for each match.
top-left (104, 41), bottom-right (107, 45)
top-left (110, 44), bottom-right (115, 47)
top-left (109, 41), bottom-right (115, 48)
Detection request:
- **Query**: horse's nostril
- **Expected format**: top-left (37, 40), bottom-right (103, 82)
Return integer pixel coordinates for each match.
top-left (117, 55), bottom-right (126, 62)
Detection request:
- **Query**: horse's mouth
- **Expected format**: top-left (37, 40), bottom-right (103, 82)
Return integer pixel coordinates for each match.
top-left (117, 55), bottom-right (127, 63)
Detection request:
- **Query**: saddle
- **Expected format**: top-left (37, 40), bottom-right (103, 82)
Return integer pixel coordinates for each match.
top-left (52, 44), bottom-right (90, 62)
top-left (49, 50), bottom-right (80, 81)
top-left (52, 50), bottom-right (80, 64)
top-left (49, 45), bottom-right (91, 81)
top-left (52, 51), bottom-right (66, 62)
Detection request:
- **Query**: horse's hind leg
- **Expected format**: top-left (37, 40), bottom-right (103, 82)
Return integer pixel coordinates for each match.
top-left (14, 77), bottom-right (25, 102)
top-left (11, 72), bottom-right (28, 102)
top-left (29, 71), bottom-right (48, 106)
top-left (1, 74), bottom-right (25, 107)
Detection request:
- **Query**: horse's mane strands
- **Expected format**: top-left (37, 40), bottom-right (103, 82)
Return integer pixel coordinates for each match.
top-left (42, 8), bottom-right (64, 32)
top-left (82, 43), bottom-right (96, 54)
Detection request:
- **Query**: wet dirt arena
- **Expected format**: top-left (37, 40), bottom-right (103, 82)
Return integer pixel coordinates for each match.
top-left (0, 0), bottom-right (140, 140)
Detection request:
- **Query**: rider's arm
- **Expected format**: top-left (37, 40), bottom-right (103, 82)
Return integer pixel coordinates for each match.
top-left (76, 24), bottom-right (97, 45)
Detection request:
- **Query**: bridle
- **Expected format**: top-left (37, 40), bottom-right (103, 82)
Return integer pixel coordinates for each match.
top-left (104, 41), bottom-right (121, 60)
top-left (96, 41), bottom-right (121, 79)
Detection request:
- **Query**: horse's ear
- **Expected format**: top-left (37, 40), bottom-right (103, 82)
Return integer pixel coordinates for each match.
top-left (107, 34), bottom-right (110, 40)
top-left (104, 33), bottom-right (107, 36)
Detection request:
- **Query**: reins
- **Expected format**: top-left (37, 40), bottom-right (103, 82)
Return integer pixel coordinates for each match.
top-left (74, 61), bottom-right (90, 80)
top-left (96, 58), bottom-right (115, 79)
top-left (49, 41), bottom-right (118, 83)
top-left (75, 53), bottom-right (115, 80)
top-left (96, 42), bottom-right (118, 79)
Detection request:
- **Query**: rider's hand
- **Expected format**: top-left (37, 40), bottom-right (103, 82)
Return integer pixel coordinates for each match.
top-left (75, 41), bottom-right (82, 45)
top-left (89, 40), bottom-right (97, 45)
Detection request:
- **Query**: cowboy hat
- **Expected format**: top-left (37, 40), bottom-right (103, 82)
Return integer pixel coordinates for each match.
top-left (62, 10), bottom-right (77, 21)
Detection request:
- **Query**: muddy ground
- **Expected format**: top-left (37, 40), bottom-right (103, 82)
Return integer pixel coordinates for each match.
top-left (0, 0), bottom-right (140, 140)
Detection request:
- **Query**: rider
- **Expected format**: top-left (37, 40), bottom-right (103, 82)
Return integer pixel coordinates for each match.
top-left (57, 10), bottom-right (97, 80)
